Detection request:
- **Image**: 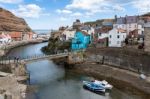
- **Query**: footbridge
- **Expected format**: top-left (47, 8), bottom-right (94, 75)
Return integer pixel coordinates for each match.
top-left (0, 53), bottom-right (69, 64)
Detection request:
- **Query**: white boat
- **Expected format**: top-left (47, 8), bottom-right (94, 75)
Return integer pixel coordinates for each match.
top-left (93, 80), bottom-right (113, 90)
top-left (83, 81), bottom-right (105, 92)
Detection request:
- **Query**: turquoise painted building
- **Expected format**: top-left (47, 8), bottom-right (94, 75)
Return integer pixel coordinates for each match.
top-left (71, 31), bottom-right (91, 50)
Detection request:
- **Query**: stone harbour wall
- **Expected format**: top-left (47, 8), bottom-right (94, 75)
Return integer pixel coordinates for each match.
top-left (144, 27), bottom-right (150, 53)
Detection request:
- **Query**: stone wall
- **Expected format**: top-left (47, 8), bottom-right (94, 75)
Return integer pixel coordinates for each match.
top-left (85, 54), bottom-right (150, 76)
top-left (86, 48), bottom-right (150, 76)
top-left (144, 23), bottom-right (150, 53)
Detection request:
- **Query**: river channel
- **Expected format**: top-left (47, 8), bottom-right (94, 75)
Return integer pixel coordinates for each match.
top-left (6, 42), bottom-right (145, 99)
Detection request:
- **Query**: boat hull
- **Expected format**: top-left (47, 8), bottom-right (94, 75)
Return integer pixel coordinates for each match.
top-left (83, 84), bottom-right (105, 93)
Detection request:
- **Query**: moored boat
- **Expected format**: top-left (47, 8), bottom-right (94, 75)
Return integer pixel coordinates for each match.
top-left (93, 80), bottom-right (113, 90)
top-left (83, 79), bottom-right (113, 93)
top-left (83, 81), bottom-right (105, 92)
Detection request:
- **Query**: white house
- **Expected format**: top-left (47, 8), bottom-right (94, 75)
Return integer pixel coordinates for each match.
top-left (114, 16), bottom-right (144, 36)
top-left (0, 33), bottom-right (11, 44)
top-left (81, 26), bottom-right (95, 35)
top-left (113, 24), bottom-right (144, 36)
top-left (62, 27), bottom-right (76, 41)
top-left (32, 33), bottom-right (38, 39)
top-left (98, 32), bottom-right (108, 39)
top-left (108, 28), bottom-right (127, 47)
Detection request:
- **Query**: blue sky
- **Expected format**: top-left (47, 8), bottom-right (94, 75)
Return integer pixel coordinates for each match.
top-left (0, 0), bottom-right (150, 30)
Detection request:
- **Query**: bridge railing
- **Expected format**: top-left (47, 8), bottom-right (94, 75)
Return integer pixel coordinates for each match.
top-left (0, 52), bottom-right (69, 64)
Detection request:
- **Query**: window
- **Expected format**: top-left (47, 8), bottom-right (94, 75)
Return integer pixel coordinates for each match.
top-left (110, 35), bottom-right (112, 38)
top-left (99, 33), bottom-right (101, 36)
top-left (129, 24), bottom-right (131, 28)
top-left (117, 35), bottom-right (120, 38)
top-left (109, 41), bottom-right (111, 44)
top-left (117, 41), bottom-right (120, 44)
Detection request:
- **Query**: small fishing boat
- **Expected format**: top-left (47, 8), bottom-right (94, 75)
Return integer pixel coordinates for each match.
top-left (83, 80), bottom-right (113, 93)
top-left (83, 81), bottom-right (105, 92)
top-left (93, 80), bottom-right (113, 90)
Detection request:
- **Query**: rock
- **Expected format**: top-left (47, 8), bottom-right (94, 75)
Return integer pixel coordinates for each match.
top-left (0, 7), bottom-right (32, 32)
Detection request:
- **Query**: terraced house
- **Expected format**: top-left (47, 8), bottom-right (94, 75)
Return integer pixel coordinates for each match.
top-left (114, 15), bottom-right (144, 38)
top-left (71, 31), bottom-right (91, 50)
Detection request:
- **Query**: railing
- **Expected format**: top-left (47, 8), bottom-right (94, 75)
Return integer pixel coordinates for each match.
top-left (0, 52), bottom-right (69, 64)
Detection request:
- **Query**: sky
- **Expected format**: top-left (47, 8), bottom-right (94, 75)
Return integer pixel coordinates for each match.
top-left (0, 0), bottom-right (150, 30)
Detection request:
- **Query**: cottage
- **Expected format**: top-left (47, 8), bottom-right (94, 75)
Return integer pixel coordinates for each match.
top-left (81, 25), bottom-right (95, 42)
top-left (0, 33), bottom-right (11, 44)
top-left (114, 15), bottom-right (144, 36)
top-left (32, 33), bottom-right (38, 39)
top-left (62, 27), bottom-right (76, 41)
top-left (94, 26), bottom-right (112, 47)
top-left (22, 32), bottom-right (33, 40)
top-left (72, 31), bottom-right (91, 50)
top-left (108, 28), bottom-right (127, 47)
top-left (9, 32), bottom-right (22, 41)
top-left (9, 32), bottom-right (34, 41)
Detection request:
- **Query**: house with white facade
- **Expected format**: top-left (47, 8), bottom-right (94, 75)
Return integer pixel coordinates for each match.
top-left (113, 15), bottom-right (144, 37)
top-left (0, 33), bottom-right (11, 44)
top-left (94, 26), bottom-right (112, 47)
top-left (108, 28), bottom-right (127, 47)
top-left (98, 32), bottom-right (108, 40)
top-left (81, 25), bottom-right (95, 35)
top-left (62, 27), bottom-right (76, 41)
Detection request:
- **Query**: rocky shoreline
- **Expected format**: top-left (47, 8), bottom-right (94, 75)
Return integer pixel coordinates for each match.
top-left (0, 62), bottom-right (28, 99)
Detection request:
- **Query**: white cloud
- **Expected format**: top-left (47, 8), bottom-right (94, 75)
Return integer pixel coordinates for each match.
top-left (64, 0), bottom-right (127, 17)
top-left (0, 0), bottom-right (23, 4)
top-left (66, 0), bottom-right (105, 11)
top-left (133, 0), bottom-right (150, 14)
top-left (71, 12), bottom-right (82, 16)
top-left (60, 17), bottom-right (67, 21)
top-left (12, 4), bottom-right (48, 18)
top-left (113, 5), bottom-right (125, 12)
top-left (56, 9), bottom-right (72, 14)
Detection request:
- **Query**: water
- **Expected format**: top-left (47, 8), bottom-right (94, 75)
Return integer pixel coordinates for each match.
top-left (33, 30), bottom-right (51, 35)
top-left (6, 43), bottom-right (146, 99)
top-left (7, 42), bottom-right (48, 59)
